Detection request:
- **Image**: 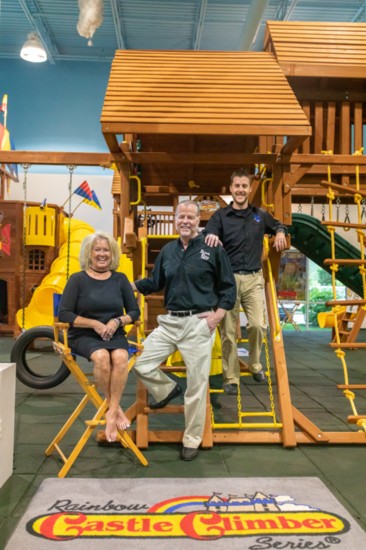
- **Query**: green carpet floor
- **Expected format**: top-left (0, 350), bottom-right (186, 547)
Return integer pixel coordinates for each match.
top-left (1, 329), bottom-right (366, 548)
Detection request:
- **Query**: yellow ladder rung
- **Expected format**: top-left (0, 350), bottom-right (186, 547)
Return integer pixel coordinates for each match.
top-left (85, 420), bottom-right (106, 427)
top-left (240, 412), bottom-right (274, 418)
top-left (54, 444), bottom-right (67, 464)
top-left (212, 422), bottom-right (282, 429)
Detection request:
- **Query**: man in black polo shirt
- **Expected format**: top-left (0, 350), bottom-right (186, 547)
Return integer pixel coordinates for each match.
top-left (205, 168), bottom-right (287, 395)
top-left (132, 200), bottom-right (235, 461)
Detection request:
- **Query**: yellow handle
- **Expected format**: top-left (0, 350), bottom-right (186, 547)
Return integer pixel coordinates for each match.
top-left (130, 175), bottom-right (142, 205)
top-left (261, 178), bottom-right (274, 209)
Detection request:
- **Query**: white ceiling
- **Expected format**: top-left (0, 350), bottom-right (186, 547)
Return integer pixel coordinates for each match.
top-left (1, 0), bottom-right (366, 65)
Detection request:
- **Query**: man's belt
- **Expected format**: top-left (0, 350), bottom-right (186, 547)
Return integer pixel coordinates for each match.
top-left (168, 309), bottom-right (211, 317)
top-left (234, 269), bottom-right (262, 275)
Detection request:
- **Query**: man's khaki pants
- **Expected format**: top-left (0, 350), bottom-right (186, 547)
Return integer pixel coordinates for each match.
top-left (220, 271), bottom-right (266, 385)
top-left (133, 313), bottom-right (215, 449)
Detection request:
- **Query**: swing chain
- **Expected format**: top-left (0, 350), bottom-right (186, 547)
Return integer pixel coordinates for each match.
top-left (297, 203), bottom-right (302, 213)
top-left (362, 199), bottom-right (366, 222)
top-left (310, 196), bottom-right (314, 217)
top-left (264, 331), bottom-right (278, 424)
top-left (21, 164), bottom-right (30, 331)
top-left (336, 197), bottom-right (341, 222)
top-left (65, 166), bottom-right (75, 281)
top-left (321, 203), bottom-right (326, 221)
top-left (344, 203), bottom-right (351, 231)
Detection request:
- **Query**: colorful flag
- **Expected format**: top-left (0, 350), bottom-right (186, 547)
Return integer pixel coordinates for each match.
top-left (0, 94), bottom-right (7, 112)
top-left (83, 189), bottom-right (102, 210)
top-left (91, 190), bottom-right (102, 210)
top-left (73, 180), bottom-right (93, 201)
top-left (0, 124), bottom-right (10, 150)
top-left (0, 122), bottom-right (18, 181)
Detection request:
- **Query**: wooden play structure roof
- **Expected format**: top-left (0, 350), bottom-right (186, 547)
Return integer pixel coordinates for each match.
top-left (101, 50), bottom-right (311, 151)
top-left (265, 21), bottom-right (366, 78)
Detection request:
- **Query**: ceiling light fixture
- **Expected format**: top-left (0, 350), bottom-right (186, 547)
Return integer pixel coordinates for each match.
top-left (20, 32), bottom-right (47, 63)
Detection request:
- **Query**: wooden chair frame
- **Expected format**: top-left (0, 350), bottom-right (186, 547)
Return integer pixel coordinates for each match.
top-left (279, 300), bottom-right (301, 331)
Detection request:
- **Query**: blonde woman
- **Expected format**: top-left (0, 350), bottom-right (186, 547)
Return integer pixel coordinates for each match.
top-left (58, 231), bottom-right (140, 442)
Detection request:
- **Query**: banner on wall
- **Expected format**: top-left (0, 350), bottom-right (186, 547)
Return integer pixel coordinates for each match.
top-left (277, 249), bottom-right (307, 301)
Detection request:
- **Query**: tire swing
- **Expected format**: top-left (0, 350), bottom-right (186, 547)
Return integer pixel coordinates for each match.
top-left (11, 325), bottom-right (69, 389)
top-left (11, 165), bottom-right (75, 389)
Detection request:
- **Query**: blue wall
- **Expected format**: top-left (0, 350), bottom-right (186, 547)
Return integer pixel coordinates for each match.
top-left (1, 59), bottom-right (111, 173)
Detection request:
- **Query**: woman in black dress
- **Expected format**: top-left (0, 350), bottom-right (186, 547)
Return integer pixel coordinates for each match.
top-left (58, 230), bottom-right (140, 442)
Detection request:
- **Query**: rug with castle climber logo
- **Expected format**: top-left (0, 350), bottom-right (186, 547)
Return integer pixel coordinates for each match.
top-left (6, 477), bottom-right (366, 549)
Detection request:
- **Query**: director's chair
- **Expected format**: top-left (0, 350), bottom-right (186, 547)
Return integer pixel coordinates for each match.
top-left (45, 322), bottom-right (148, 477)
top-left (277, 290), bottom-right (301, 332)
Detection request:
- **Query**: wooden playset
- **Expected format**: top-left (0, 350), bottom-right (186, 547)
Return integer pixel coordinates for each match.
top-left (1, 22), bottom-right (366, 457)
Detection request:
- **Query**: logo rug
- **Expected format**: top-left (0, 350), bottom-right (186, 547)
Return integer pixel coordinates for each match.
top-left (6, 477), bottom-right (366, 549)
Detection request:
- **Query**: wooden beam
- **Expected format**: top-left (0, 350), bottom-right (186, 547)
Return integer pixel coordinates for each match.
top-left (326, 102), bottom-right (336, 152)
top-left (280, 135), bottom-right (307, 155)
top-left (124, 152), bottom-right (278, 165)
top-left (102, 132), bottom-right (121, 154)
top-left (292, 406), bottom-right (329, 443)
top-left (2, 151), bottom-right (366, 169)
top-left (283, 165), bottom-right (311, 192)
top-left (290, 154), bottom-right (366, 165)
top-left (101, 121), bottom-right (311, 137)
top-left (314, 102), bottom-right (324, 153)
top-left (0, 151), bottom-right (124, 166)
top-left (263, 261), bottom-right (297, 448)
top-left (320, 179), bottom-right (366, 198)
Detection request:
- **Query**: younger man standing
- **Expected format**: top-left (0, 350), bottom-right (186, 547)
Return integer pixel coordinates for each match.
top-left (205, 169), bottom-right (287, 395)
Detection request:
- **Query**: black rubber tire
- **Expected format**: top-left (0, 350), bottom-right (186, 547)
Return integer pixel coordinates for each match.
top-left (10, 326), bottom-right (71, 389)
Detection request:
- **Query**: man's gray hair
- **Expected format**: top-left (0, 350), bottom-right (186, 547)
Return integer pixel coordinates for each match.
top-left (175, 200), bottom-right (200, 216)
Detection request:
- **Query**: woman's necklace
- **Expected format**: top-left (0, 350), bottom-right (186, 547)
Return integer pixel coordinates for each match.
top-left (89, 266), bottom-right (110, 274)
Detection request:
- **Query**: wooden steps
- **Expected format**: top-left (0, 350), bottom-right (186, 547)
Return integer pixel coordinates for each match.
top-left (321, 221), bottom-right (366, 230)
top-left (323, 259), bottom-right (366, 266)
top-left (337, 385), bottom-right (366, 390)
top-left (329, 342), bottom-right (366, 348)
top-left (326, 300), bottom-right (366, 306)
top-left (348, 415), bottom-right (366, 424)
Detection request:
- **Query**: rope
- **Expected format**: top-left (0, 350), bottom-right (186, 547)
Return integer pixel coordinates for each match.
top-left (324, 151), bottom-right (366, 432)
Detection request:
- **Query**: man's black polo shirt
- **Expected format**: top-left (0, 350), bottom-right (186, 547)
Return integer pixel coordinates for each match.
top-left (135, 233), bottom-right (235, 312)
top-left (204, 203), bottom-right (288, 273)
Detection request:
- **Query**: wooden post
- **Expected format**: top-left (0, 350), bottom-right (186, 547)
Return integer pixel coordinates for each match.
top-left (263, 258), bottom-right (297, 448)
